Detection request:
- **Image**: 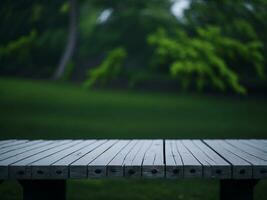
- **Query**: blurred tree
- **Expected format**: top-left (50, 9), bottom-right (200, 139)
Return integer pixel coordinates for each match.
top-left (53, 0), bottom-right (78, 80)
top-left (148, 26), bottom-right (264, 94)
top-left (183, 0), bottom-right (267, 88)
top-left (78, 0), bottom-right (178, 70)
top-left (84, 47), bottom-right (127, 88)
top-left (0, 0), bottom-right (68, 77)
top-left (0, 0), bottom-right (266, 93)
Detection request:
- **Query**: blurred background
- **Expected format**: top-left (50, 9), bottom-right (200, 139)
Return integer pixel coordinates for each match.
top-left (0, 0), bottom-right (266, 199)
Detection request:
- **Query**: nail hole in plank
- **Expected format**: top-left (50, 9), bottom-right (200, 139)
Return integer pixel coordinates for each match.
top-left (128, 169), bottom-right (135, 175)
top-left (17, 171), bottom-right (25, 175)
top-left (56, 170), bottom-right (62, 175)
top-left (173, 169), bottom-right (179, 174)
top-left (151, 169), bottom-right (158, 174)
top-left (94, 169), bottom-right (102, 174)
top-left (37, 170), bottom-right (44, 175)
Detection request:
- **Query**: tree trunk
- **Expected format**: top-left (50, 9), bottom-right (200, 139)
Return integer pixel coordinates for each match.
top-left (53, 0), bottom-right (78, 80)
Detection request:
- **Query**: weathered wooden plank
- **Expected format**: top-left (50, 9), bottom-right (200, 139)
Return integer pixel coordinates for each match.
top-left (251, 140), bottom-right (267, 147)
top-left (107, 140), bottom-right (138, 177)
top-left (124, 140), bottom-right (153, 177)
top-left (204, 140), bottom-right (252, 179)
top-left (226, 140), bottom-right (267, 161)
top-left (31, 140), bottom-right (96, 179)
top-left (52, 140), bottom-right (107, 179)
top-left (165, 140), bottom-right (183, 178)
top-left (0, 140), bottom-right (28, 149)
top-left (182, 140), bottom-right (231, 179)
top-left (9, 140), bottom-right (77, 179)
top-left (88, 140), bottom-right (130, 178)
top-left (240, 140), bottom-right (267, 153)
top-left (70, 140), bottom-right (118, 178)
top-left (254, 139), bottom-right (267, 145)
top-left (174, 140), bottom-right (202, 178)
top-left (0, 140), bottom-right (69, 179)
top-left (123, 140), bottom-right (147, 177)
top-left (0, 141), bottom-right (53, 161)
top-left (0, 140), bottom-right (15, 146)
top-left (142, 140), bottom-right (164, 178)
top-left (242, 140), bottom-right (267, 153)
top-left (219, 140), bottom-right (267, 179)
top-left (0, 139), bottom-right (266, 180)
top-left (181, 140), bottom-right (211, 178)
top-left (193, 140), bottom-right (231, 178)
top-left (0, 140), bottom-right (43, 155)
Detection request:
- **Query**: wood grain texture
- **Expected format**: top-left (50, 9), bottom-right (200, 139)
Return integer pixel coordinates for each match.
top-left (165, 140), bottom-right (183, 178)
top-left (204, 140), bottom-right (253, 179)
top-left (70, 140), bottom-right (117, 178)
top-left (142, 140), bottom-right (164, 178)
top-left (0, 139), bottom-right (266, 180)
top-left (88, 140), bottom-right (129, 178)
top-left (123, 140), bottom-right (148, 177)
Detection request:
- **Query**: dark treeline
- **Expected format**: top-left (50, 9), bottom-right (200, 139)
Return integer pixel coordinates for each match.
top-left (0, 0), bottom-right (267, 94)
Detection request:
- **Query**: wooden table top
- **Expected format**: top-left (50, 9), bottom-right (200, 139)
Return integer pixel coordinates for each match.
top-left (0, 139), bottom-right (266, 180)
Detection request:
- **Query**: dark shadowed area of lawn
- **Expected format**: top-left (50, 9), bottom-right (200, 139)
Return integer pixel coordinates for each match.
top-left (0, 78), bottom-right (266, 200)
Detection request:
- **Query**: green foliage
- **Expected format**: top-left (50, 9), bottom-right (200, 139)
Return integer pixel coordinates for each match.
top-left (148, 26), bottom-right (265, 94)
top-left (0, 0), bottom-right (68, 77)
top-left (81, 0), bottom-right (177, 68)
top-left (0, 30), bottom-right (37, 57)
top-left (197, 26), bottom-right (265, 79)
top-left (184, 0), bottom-right (267, 84)
top-left (60, 2), bottom-right (70, 14)
top-left (84, 47), bottom-right (127, 88)
top-left (0, 0), bottom-right (266, 93)
top-left (0, 30), bottom-right (37, 67)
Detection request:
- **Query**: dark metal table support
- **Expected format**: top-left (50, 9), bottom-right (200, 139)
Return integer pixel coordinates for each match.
top-left (220, 179), bottom-right (259, 200)
top-left (19, 180), bottom-right (66, 200)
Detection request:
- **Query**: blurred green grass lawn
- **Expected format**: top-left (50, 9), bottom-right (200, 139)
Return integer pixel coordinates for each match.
top-left (0, 77), bottom-right (266, 200)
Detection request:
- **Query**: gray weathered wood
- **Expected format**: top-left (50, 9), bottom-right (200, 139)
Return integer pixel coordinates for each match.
top-left (0, 141), bottom-right (53, 161)
top-left (165, 140), bottom-right (183, 178)
top-left (9, 140), bottom-right (76, 179)
top-left (107, 140), bottom-right (138, 177)
top-left (31, 140), bottom-right (96, 179)
top-left (239, 140), bottom-right (267, 153)
top-left (70, 140), bottom-right (117, 178)
top-left (123, 140), bottom-right (147, 177)
top-left (193, 140), bottom-right (231, 179)
top-left (0, 139), bottom-right (266, 180)
top-left (174, 140), bottom-right (202, 178)
top-left (88, 140), bottom-right (130, 178)
top-left (0, 140), bottom-right (28, 149)
top-left (219, 140), bottom-right (267, 179)
top-left (204, 140), bottom-right (253, 179)
top-left (226, 140), bottom-right (267, 161)
top-left (0, 140), bottom-right (69, 179)
top-left (0, 140), bottom-right (16, 146)
top-left (142, 140), bottom-right (164, 178)
top-left (241, 140), bottom-right (267, 153)
top-left (0, 140), bottom-right (43, 155)
top-left (52, 140), bottom-right (107, 179)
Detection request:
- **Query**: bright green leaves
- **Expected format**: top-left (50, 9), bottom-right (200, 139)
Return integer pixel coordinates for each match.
top-left (148, 26), bottom-right (264, 94)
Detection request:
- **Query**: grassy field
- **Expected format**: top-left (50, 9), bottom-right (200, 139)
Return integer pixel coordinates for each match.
top-left (0, 77), bottom-right (266, 200)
